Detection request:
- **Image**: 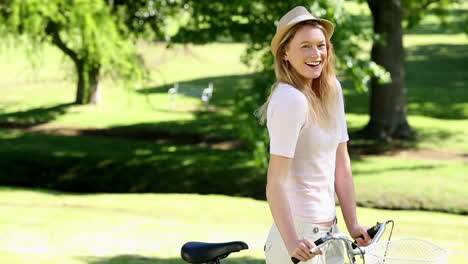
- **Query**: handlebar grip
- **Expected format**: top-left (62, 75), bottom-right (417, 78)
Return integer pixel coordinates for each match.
top-left (291, 257), bottom-right (300, 264)
top-left (291, 237), bottom-right (325, 263)
top-left (352, 222), bottom-right (381, 249)
top-left (367, 222), bottom-right (381, 238)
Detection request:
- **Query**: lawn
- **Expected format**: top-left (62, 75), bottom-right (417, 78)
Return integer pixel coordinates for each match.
top-left (0, 188), bottom-right (466, 264)
top-left (0, 127), bottom-right (466, 214)
top-left (0, 187), bottom-right (468, 264)
top-left (0, 41), bottom-right (254, 127)
top-left (0, 2), bottom-right (467, 214)
top-left (0, 3), bottom-right (467, 264)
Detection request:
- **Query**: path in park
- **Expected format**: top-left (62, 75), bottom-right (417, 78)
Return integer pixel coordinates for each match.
top-left (1, 122), bottom-right (467, 162)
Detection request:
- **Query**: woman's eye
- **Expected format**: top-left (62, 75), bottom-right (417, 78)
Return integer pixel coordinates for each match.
top-left (302, 45), bottom-right (311, 48)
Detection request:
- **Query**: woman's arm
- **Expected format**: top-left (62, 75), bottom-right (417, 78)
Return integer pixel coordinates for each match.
top-left (266, 154), bottom-right (318, 261)
top-left (335, 142), bottom-right (371, 246)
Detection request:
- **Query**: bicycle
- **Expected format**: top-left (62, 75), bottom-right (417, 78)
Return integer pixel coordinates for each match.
top-left (181, 220), bottom-right (448, 264)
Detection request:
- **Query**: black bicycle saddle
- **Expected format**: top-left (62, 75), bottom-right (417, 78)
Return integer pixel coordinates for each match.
top-left (181, 241), bottom-right (248, 263)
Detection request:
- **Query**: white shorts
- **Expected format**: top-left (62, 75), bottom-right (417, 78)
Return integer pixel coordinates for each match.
top-left (264, 221), bottom-right (344, 264)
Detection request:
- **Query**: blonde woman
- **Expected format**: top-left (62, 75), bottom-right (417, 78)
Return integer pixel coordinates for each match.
top-left (259, 6), bottom-right (371, 264)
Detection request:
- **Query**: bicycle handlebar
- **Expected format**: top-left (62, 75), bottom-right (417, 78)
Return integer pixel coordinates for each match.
top-left (291, 221), bottom-right (388, 264)
top-left (290, 236), bottom-right (329, 264)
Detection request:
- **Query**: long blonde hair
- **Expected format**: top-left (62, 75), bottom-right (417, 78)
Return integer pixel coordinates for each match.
top-left (257, 20), bottom-right (339, 130)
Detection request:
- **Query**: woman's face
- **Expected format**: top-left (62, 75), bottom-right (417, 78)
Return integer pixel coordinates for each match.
top-left (283, 25), bottom-right (328, 82)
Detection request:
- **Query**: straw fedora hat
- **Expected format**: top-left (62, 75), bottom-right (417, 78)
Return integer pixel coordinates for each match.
top-left (270, 6), bottom-right (334, 56)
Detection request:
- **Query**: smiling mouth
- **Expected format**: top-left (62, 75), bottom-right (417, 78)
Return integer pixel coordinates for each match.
top-left (305, 62), bottom-right (321, 68)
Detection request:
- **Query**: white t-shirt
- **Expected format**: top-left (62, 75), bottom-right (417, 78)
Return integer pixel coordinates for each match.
top-left (266, 81), bottom-right (349, 223)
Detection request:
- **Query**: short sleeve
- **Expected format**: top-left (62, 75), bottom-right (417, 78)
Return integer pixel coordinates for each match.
top-left (336, 81), bottom-right (349, 143)
top-left (267, 89), bottom-right (308, 158)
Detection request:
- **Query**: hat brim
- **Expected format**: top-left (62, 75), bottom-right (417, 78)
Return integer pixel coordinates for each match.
top-left (270, 18), bottom-right (334, 56)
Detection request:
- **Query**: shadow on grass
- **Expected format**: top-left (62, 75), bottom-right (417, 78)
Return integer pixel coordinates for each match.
top-left (0, 129), bottom-right (266, 199)
top-left (343, 43), bottom-right (467, 119)
top-left (0, 103), bottom-right (73, 125)
top-left (83, 255), bottom-right (263, 264)
top-left (405, 44), bottom-right (468, 119)
top-left (348, 134), bottom-right (416, 151)
top-left (0, 72), bottom-right (258, 127)
top-left (0, 73), bottom-right (264, 199)
top-left (0, 110), bottom-right (245, 149)
top-left (352, 164), bottom-right (438, 176)
top-left (0, 73), bottom-right (257, 148)
top-left (82, 111), bottom-right (242, 147)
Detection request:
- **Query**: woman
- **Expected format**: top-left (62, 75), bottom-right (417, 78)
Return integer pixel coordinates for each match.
top-left (258, 6), bottom-right (371, 264)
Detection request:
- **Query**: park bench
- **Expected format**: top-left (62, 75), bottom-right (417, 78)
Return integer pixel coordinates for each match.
top-left (168, 82), bottom-right (214, 110)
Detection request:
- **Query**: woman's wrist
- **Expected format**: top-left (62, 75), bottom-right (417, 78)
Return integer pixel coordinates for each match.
top-left (285, 238), bottom-right (300, 255)
top-left (346, 220), bottom-right (360, 234)
top-left (285, 235), bottom-right (300, 247)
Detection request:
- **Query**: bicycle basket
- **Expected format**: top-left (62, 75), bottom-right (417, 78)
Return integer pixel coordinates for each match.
top-left (364, 238), bottom-right (448, 264)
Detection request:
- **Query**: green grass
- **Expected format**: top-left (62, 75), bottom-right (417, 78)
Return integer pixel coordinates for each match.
top-left (0, 41), bottom-right (254, 128)
top-left (0, 127), bottom-right (466, 214)
top-left (0, 4), bottom-right (466, 264)
top-left (0, 189), bottom-right (466, 264)
top-left (1, 24), bottom-right (466, 147)
top-left (345, 114), bottom-right (468, 152)
top-left (352, 157), bottom-right (468, 214)
top-left (0, 0), bottom-right (467, 215)
top-left (0, 128), bottom-right (261, 197)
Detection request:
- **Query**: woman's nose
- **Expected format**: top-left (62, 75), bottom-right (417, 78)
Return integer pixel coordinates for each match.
top-left (308, 46), bottom-right (320, 57)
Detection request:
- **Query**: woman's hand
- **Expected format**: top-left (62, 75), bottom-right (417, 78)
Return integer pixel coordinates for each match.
top-left (287, 239), bottom-right (323, 262)
top-left (349, 225), bottom-right (372, 246)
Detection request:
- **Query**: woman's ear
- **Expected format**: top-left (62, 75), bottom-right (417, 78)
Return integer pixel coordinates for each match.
top-left (283, 52), bottom-right (289, 61)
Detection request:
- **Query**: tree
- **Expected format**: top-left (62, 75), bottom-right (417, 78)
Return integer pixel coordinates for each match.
top-left (361, 0), bottom-right (460, 141)
top-left (171, 0), bottom-right (462, 144)
top-left (169, 0), bottom-right (389, 168)
top-left (0, 0), bottom-right (146, 105)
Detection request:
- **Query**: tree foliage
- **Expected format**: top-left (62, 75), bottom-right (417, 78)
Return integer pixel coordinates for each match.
top-left (0, 0), bottom-right (147, 104)
top-left (403, 0), bottom-right (458, 28)
top-left (110, 0), bottom-right (186, 40)
top-left (1, 0), bottom-right (463, 150)
top-left (171, 0), bottom-right (389, 92)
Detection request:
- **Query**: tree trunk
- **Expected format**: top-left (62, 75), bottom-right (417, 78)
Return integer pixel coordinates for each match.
top-left (46, 21), bottom-right (101, 105)
top-left (361, 0), bottom-right (415, 141)
top-left (75, 60), bottom-right (86, 104)
top-left (74, 61), bottom-right (101, 105)
top-left (87, 64), bottom-right (101, 105)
